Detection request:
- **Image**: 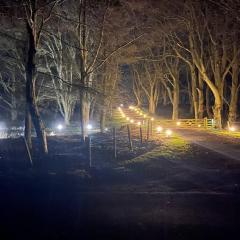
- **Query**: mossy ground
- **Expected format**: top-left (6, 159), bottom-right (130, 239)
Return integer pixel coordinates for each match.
top-left (121, 134), bottom-right (190, 166)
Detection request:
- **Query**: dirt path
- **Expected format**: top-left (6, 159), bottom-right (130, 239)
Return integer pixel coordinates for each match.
top-left (176, 129), bottom-right (240, 161)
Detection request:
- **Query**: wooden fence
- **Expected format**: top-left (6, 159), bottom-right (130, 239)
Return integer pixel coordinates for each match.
top-left (152, 117), bottom-right (215, 129)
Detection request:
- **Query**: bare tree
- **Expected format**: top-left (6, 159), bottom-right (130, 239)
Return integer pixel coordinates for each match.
top-left (40, 30), bottom-right (78, 125)
top-left (23, 0), bottom-right (62, 153)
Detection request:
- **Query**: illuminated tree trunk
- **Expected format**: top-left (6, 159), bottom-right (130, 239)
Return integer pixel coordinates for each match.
top-left (80, 90), bottom-right (91, 141)
top-left (206, 86), bottom-right (212, 118)
top-left (189, 35), bottom-right (222, 128)
top-left (172, 78), bottom-right (179, 120)
top-left (190, 66), bottom-right (198, 119)
top-left (148, 96), bottom-right (156, 114)
top-left (64, 112), bottom-right (70, 126)
top-left (202, 71), bottom-right (222, 128)
top-left (187, 74), bottom-right (194, 114)
top-left (228, 62), bottom-right (239, 124)
top-left (198, 74), bottom-right (204, 119)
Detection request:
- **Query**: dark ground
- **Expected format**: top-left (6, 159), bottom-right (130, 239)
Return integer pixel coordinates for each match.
top-left (0, 131), bottom-right (240, 240)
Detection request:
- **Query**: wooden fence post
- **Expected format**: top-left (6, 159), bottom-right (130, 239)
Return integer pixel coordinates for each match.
top-left (127, 124), bottom-right (133, 151)
top-left (23, 137), bottom-right (33, 167)
top-left (150, 120), bottom-right (153, 136)
top-left (113, 127), bottom-right (117, 158)
top-left (204, 117), bottom-right (208, 128)
top-left (147, 119), bottom-right (150, 140)
top-left (86, 137), bottom-right (92, 167)
top-left (139, 125), bottom-right (143, 144)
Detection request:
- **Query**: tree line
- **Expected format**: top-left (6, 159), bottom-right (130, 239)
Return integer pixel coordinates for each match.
top-left (0, 0), bottom-right (239, 154)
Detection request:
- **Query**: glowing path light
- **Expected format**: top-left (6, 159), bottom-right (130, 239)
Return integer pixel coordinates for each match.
top-left (87, 124), bottom-right (93, 130)
top-left (157, 126), bottom-right (163, 133)
top-left (118, 105), bottom-right (149, 126)
top-left (176, 121), bottom-right (181, 126)
top-left (229, 126), bottom-right (236, 132)
top-left (166, 129), bottom-right (173, 137)
top-left (57, 124), bottom-right (63, 130)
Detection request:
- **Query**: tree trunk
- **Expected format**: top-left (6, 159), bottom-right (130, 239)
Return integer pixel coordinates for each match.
top-left (198, 74), bottom-right (204, 119)
top-left (90, 98), bottom-right (96, 120)
top-left (172, 79), bottom-right (179, 120)
top-left (11, 75), bottom-right (17, 122)
top-left (213, 103), bottom-right (222, 128)
top-left (187, 75), bottom-right (194, 115)
top-left (11, 105), bottom-right (17, 122)
top-left (206, 86), bottom-right (212, 118)
top-left (228, 62), bottom-right (239, 124)
top-left (80, 91), bottom-right (91, 141)
top-left (163, 89), bottom-right (168, 106)
top-left (148, 97), bottom-right (156, 114)
top-left (24, 108), bottom-right (32, 151)
top-left (190, 66), bottom-right (198, 119)
top-left (25, 22), bottom-right (48, 154)
top-left (201, 71), bottom-right (222, 128)
top-left (64, 114), bottom-right (70, 126)
top-left (100, 108), bottom-right (106, 133)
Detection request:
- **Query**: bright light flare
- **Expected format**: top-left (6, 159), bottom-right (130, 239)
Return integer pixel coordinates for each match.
top-left (137, 121), bottom-right (141, 126)
top-left (151, 117), bottom-right (154, 121)
top-left (57, 124), bottom-right (63, 130)
top-left (0, 122), bottom-right (6, 130)
top-left (120, 104), bottom-right (124, 107)
top-left (229, 126), bottom-right (236, 132)
top-left (176, 121), bottom-right (181, 126)
top-left (87, 124), bottom-right (93, 130)
top-left (166, 129), bottom-right (173, 137)
top-left (198, 124), bottom-right (201, 127)
top-left (157, 126), bottom-right (163, 133)
top-left (130, 119), bottom-right (134, 123)
top-left (126, 117), bottom-right (130, 121)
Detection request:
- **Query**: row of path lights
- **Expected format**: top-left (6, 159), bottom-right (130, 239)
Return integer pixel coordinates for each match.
top-left (128, 105), bottom-right (173, 137)
top-left (118, 105), bottom-right (174, 138)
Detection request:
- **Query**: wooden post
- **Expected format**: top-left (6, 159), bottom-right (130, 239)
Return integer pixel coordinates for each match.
top-left (127, 124), bottom-right (133, 151)
top-left (23, 137), bottom-right (33, 167)
top-left (147, 119), bottom-right (150, 140)
top-left (204, 117), bottom-right (207, 128)
top-left (86, 137), bottom-right (92, 167)
top-left (139, 125), bottom-right (143, 144)
top-left (150, 120), bottom-right (153, 136)
top-left (113, 127), bottom-right (117, 158)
